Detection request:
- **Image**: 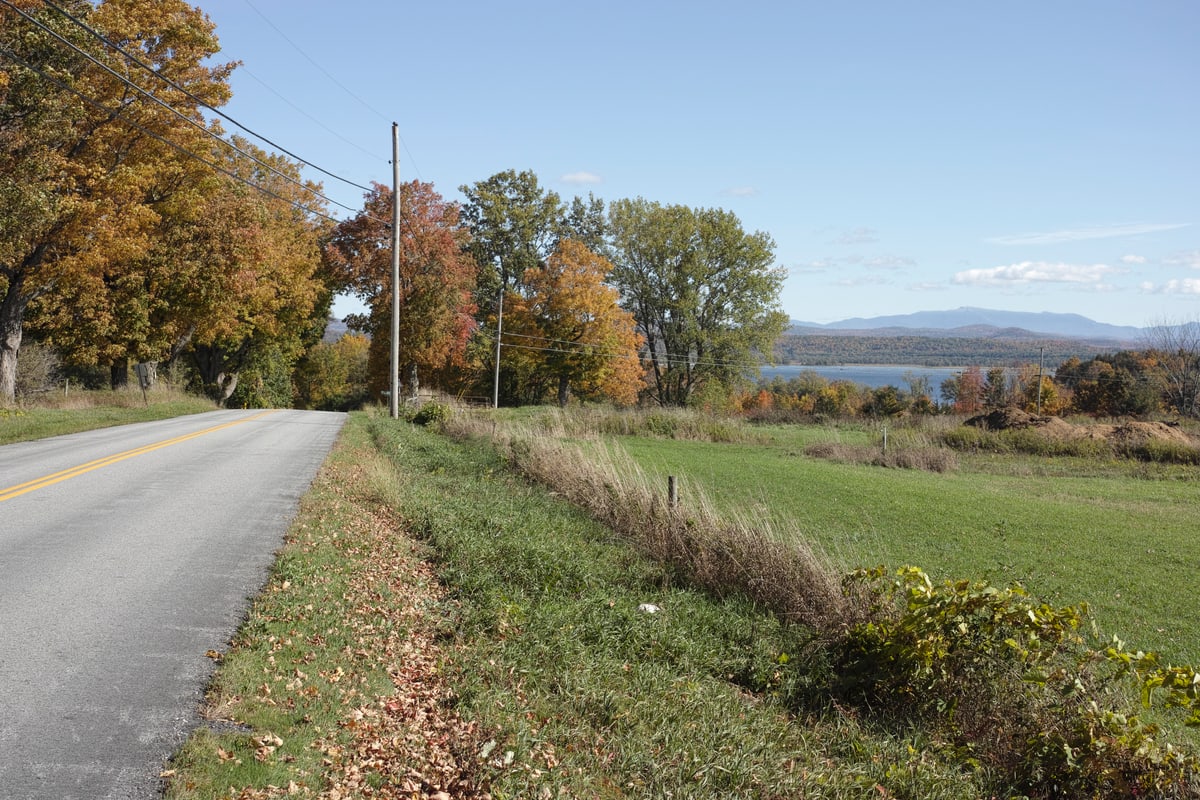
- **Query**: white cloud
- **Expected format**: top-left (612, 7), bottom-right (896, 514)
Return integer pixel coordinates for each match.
top-left (986, 222), bottom-right (1191, 245)
top-left (907, 281), bottom-right (947, 291)
top-left (724, 186), bottom-right (757, 197)
top-left (1164, 250), bottom-right (1200, 269)
top-left (1142, 278), bottom-right (1200, 295)
top-left (860, 255), bottom-right (915, 271)
top-left (834, 274), bottom-right (891, 287)
top-left (953, 261), bottom-right (1122, 286)
top-left (561, 171), bottom-right (602, 185)
top-left (1121, 254), bottom-right (1147, 264)
top-left (833, 226), bottom-right (879, 245)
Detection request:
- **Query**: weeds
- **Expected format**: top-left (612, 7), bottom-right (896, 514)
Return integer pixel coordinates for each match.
top-left (444, 411), bottom-right (849, 631)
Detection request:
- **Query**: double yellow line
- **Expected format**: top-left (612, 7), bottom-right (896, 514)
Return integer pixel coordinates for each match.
top-left (0, 411), bottom-right (274, 503)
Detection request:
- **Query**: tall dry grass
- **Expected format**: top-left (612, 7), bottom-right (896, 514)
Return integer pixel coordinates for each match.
top-left (443, 412), bottom-right (852, 632)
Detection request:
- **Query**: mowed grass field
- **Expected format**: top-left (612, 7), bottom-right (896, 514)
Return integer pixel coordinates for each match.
top-left (614, 422), bottom-right (1200, 665)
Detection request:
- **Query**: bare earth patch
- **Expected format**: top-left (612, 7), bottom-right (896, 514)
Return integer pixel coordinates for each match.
top-left (966, 408), bottom-right (1200, 447)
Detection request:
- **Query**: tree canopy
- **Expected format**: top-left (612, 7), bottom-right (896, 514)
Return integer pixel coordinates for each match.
top-left (607, 198), bottom-right (788, 406)
top-left (324, 181), bottom-right (477, 399)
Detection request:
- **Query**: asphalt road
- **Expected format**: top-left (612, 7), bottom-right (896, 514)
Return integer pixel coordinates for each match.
top-left (0, 409), bottom-right (346, 800)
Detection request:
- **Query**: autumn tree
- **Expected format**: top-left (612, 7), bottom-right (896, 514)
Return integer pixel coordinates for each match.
top-left (293, 332), bottom-right (370, 411)
top-left (503, 239), bottom-right (643, 406)
top-left (0, 0), bottom-right (235, 402)
top-left (325, 181), bottom-right (477, 400)
top-left (940, 366), bottom-right (986, 414)
top-left (607, 198), bottom-right (788, 406)
top-left (1143, 319), bottom-right (1200, 418)
top-left (1056, 353), bottom-right (1161, 417)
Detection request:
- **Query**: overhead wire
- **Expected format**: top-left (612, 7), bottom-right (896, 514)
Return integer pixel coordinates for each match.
top-left (38, 0), bottom-right (379, 195)
top-left (2, 0), bottom-right (366, 218)
top-left (0, 44), bottom-right (344, 226)
top-left (240, 0), bottom-right (424, 180)
top-left (3, 0), bottom-right (402, 229)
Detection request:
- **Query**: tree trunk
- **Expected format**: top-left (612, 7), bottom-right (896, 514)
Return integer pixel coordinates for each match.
top-left (110, 358), bottom-right (129, 390)
top-left (557, 373), bottom-right (570, 408)
top-left (406, 362), bottom-right (419, 400)
top-left (0, 276), bottom-right (28, 404)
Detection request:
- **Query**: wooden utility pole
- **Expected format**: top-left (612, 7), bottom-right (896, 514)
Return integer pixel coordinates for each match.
top-left (492, 259), bottom-right (505, 409)
top-left (1036, 345), bottom-right (1045, 415)
top-left (389, 122), bottom-right (401, 420)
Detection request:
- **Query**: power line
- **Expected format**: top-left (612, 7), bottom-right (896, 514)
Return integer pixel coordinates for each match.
top-left (2, 0), bottom-right (366, 218)
top-left (239, 0), bottom-right (424, 180)
top-left (0, 44), bottom-right (342, 226)
top-left (37, 0), bottom-right (378, 194)
top-left (237, 64), bottom-right (386, 164)
top-left (491, 330), bottom-right (781, 373)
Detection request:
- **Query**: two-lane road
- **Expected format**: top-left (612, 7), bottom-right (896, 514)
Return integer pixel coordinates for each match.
top-left (0, 409), bottom-right (346, 799)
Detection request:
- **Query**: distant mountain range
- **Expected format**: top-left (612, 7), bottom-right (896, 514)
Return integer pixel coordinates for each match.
top-left (790, 307), bottom-right (1143, 345)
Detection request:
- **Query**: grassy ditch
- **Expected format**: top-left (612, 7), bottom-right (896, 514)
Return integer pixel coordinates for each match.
top-left (0, 387), bottom-right (215, 445)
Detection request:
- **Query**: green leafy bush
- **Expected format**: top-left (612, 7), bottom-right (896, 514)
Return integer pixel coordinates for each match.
top-left (412, 401), bottom-right (452, 427)
top-left (836, 566), bottom-right (1200, 798)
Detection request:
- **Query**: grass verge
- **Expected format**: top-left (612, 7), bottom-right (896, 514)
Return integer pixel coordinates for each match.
top-left (0, 388), bottom-right (215, 445)
top-left (167, 411), bottom-right (985, 799)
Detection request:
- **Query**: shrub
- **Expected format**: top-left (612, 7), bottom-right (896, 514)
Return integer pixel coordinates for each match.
top-left (412, 401), bottom-right (452, 427)
top-left (837, 566), bottom-right (1200, 799)
top-left (1126, 438), bottom-right (1200, 465)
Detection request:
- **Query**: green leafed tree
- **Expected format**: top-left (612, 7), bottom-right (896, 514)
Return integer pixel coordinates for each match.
top-left (458, 169), bottom-right (564, 305)
top-left (607, 198), bottom-right (788, 406)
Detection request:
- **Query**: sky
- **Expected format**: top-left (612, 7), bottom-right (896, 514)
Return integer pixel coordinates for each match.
top-left (195, 0), bottom-right (1199, 329)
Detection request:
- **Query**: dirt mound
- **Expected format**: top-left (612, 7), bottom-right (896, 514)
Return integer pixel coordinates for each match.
top-left (966, 408), bottom-right (1053, 431)
top-left (965, 409), bottom-right (1200, 448)
top-left (1107, 420), bottom-right (1196, 447)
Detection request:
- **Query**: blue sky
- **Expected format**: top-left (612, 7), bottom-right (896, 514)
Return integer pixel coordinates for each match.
top-left (198, 1), bottom-right (1199, 328)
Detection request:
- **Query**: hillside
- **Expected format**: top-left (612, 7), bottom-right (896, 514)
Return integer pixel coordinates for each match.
top-left (797, 307), bottom-right (1143, 342)
top-left (774, 333), bottom-right (1115, 367)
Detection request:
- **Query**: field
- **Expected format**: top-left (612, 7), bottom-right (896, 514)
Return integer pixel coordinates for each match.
top-left (603, 418), bottom-right (1199, 664)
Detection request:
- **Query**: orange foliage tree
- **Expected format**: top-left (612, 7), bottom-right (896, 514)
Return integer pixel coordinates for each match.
top-left (1, 0), bottom-right (236, 400)
top-left (324, 181), bottom-right (478, 400)
top-left (503, 239), bottom-right (644, 406)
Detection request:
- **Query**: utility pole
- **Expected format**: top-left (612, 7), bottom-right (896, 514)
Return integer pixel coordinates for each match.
top-left (389, 122), bottom-right (401, 420)
top-left (492, 258), bottom-right (505, 409)
top-left (1036, 345), bottom-right (1044, 415)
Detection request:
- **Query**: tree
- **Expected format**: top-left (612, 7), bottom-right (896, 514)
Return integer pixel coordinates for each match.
top-left (607, 198), bottom-right (788, 406)
top-left (293, 332), bottom-right (370, 411)
top-left (0, 0), bottom-right (235, 402)
top-left (458, 169), bottom-right (563, 305)
top-left (984, 367), bottom-right (1011, 408)
top-left (325, 181), bottom-right (477, 400)
top-left (1142, 319), bottom-right (1200, 418)
top-left (940, 366), bottom-right (985, 414)
top-left (503, 239), bottom-right (644, 406)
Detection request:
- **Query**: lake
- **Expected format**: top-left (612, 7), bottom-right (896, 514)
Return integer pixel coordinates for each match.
top-left (757, 364), bottom-right (970, 400)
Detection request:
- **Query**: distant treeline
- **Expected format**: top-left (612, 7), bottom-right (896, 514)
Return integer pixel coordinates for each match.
top-left (773, 334), bottom-right (1112, 368)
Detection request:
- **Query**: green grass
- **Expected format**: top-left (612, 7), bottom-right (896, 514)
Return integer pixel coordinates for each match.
top-left (0, 389), bottom-right (215, 445)
top-left (167, 411), bottom-right (990, 798)
top-left (615, 425), bottom-right (1200, 665)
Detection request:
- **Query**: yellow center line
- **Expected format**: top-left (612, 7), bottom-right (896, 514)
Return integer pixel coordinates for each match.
top-left (0, 410), bottom-right (276, 503)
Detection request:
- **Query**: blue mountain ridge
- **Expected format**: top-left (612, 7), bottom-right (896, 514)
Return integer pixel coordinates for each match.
top-left (791, 307), bottom-right (1142, 342)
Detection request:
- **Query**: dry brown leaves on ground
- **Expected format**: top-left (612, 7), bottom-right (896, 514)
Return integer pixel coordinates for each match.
top-left (215, 459), bottom-right (493, 800)
top-left (312, 474), bottom-right (492, 800)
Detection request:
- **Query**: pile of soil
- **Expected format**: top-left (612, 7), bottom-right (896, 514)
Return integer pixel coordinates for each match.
top-left (965, 408), bottom-right (1200, 448)
top-left (966, 408), bottom-right (1079, 441)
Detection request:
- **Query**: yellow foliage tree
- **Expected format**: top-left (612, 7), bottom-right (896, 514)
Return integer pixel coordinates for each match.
top-left (504, 240), bottom-right (644, 406)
